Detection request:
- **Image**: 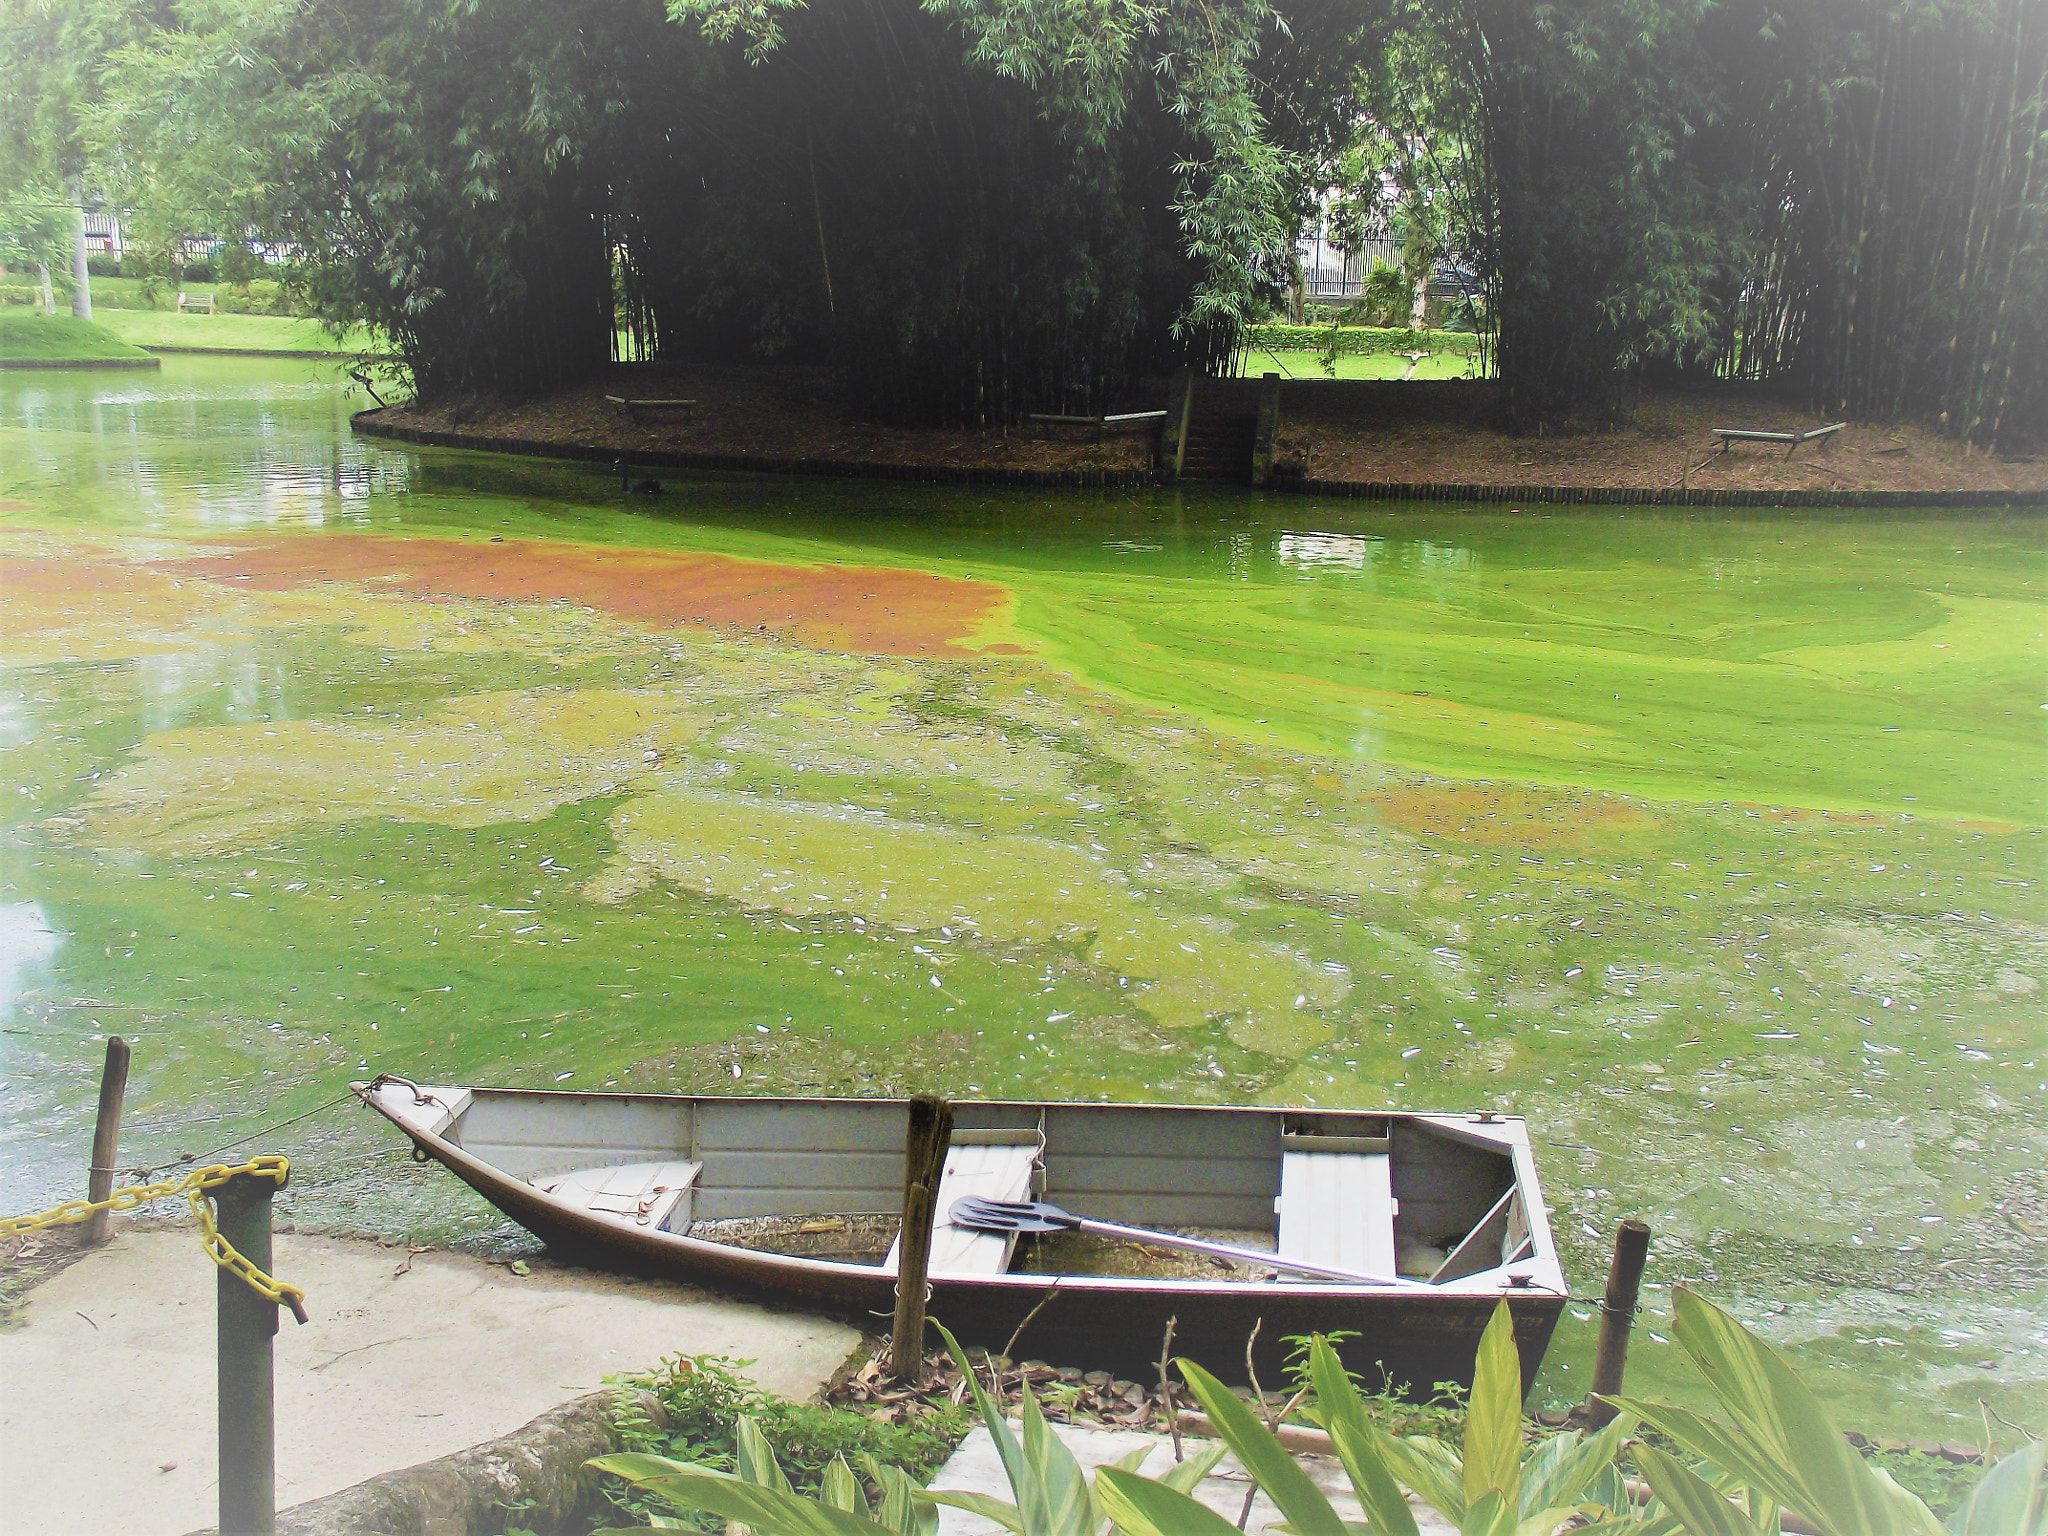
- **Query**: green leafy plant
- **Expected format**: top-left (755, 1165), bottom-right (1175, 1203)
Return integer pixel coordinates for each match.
top-left (591, 1412), bottom-right (942, 1536)
top-left (593, 1323), bottom-right (1218, 1536)
top-left (1168, 1303), bottom-right (1632, 1536)
top-left (601, 1353), bottom-right (968, 1531)
top-left (1607, 1289), bottom-right (2044, 1536)
top-left (595, 1306), bottom-right (2045, 1536)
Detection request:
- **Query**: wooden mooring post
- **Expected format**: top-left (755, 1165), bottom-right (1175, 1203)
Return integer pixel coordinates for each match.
top-left (889, 1093), bottom-right (953, 1381)
top-left (214, 1169), bottom-right (285, 1536)
top-left (1583, 1219), bottom-right (1652, 1427)
top-left (83, 1035), bottom-right (130, 1247)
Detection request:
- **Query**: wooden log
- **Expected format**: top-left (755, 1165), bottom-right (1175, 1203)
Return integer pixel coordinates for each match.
top-left (1160, 371), bottom-right (1196, 482)
top-left (889, 1093), bottom-right (953, 1380)
top-left (1583, 1219), bottom-right (1651, 1428)
top-left (83, 1036), bottom-right (130, 1247)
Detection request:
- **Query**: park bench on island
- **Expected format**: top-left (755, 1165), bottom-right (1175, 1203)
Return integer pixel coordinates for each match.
top-left (604, 394), bottom-right (696, 425)
top-left (1712, 421), bottom-right (1844, 459)
top-left (1028, 408), bottom-right (1168, 442)
top-left (175, 292), bottom-right (214, 314)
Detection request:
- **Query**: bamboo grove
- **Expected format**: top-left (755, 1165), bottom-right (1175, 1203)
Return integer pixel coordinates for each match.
top-left (19, 0), bottom-right (2044, 444)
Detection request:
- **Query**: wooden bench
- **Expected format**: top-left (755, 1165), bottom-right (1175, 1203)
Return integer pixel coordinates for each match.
top-left (605, 395), bottom-right (697, 425)
top-left (1712, 422), bottom-right (1844, 459)
top-left (175, 292), bottom-right (214, 315)
top-left (1028, 409), bottom-right (1168, 442)
top-left (1275, 1131), bottom-right (1398, 1281)
top-left (532, 1159), bottom-right (702, 1233)
top-left (884, 1131), bottom-right (1041, 1276)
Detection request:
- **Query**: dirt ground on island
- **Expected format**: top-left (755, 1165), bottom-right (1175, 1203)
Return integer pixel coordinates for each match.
top-left (380, 363), bottom-right (2047, 494)
top-left (1274, 380), bottom-right (2048, 494)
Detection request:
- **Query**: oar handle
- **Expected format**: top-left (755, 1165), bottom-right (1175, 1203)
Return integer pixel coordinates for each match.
top-left (1073, 1218), bottom-right (1426, 1288)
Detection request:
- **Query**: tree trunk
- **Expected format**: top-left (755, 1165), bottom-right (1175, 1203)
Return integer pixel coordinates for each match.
top-left (70, 183), bottom-right (93, 321)
top-left (37, 264), bottom-right (55, 315)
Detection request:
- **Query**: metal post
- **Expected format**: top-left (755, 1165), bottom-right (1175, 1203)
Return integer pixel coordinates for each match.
top-left (83, 1036), bottom-right (130, 1247)
top-left (1583, 1219), bottom-right (1652, 1427)
top-left (889, 1093), bottom-right (953, 1381)
top-left (214, 1172), bottom-right (282, 1536)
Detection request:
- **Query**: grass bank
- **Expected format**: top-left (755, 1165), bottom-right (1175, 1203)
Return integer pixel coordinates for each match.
top-left (92, 308), bottom-right (380, 355)
top-left (1236, 346), bottom-right (1477, 380)
top-left (0, 312), bottom-right (158, 365)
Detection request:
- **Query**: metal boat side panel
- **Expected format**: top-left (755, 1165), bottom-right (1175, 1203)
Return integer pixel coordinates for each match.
top-left (924, 1275), bottom-right (1564, 1396)
top-left (458, 1092), bottom-right (693, 1180)
top-left (1038, 1105), bottom-right (1281, 1229)
top-left (689, 1098), bottom-right (906, 1218)
top-left (1389, 1120), bottom-right (1514, 1249)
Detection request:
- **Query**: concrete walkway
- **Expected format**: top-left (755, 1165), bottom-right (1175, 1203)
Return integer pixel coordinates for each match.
top-left (0, 1227), bottom-right (860, 1536)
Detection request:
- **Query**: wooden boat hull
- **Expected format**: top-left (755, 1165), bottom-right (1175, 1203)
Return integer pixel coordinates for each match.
top-left (358, 1083), bottom-right (1567, 1391)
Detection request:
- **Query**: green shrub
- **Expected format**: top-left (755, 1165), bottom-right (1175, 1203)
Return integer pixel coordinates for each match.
top-left (1360, 260), bottom-right (1412, 327)
top-left (0, 285), bottom-right (43, 306)
top-left (182, 260), bottom-right (218, 283)
top-left (218, 279), bottom-right (300, 316)
top-left (603, 1354), bottom-right (971, 1531)
top-left (86, 255), bottom-right (123, 278)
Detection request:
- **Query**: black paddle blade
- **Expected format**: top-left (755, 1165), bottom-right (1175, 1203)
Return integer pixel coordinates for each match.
top-left (947, 1195), bottom-right (1076, 1234)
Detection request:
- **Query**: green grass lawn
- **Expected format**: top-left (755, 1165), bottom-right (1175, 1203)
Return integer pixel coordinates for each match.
top-left (1235, 347), bottom-right (1480, 380)
top-left (92, 308), bottom-right (380, 354)
top-left (0, 311), bottom-right (156, 362)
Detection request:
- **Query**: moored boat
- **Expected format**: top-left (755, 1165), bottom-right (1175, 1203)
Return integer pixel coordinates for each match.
top-left (356, 1078), bottom-right (1566, 1390)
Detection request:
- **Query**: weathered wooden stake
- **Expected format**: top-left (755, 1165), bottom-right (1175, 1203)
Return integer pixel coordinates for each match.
top-left (215, 1171), bottom-right (283, 1536)
top-left (889, 1093), bottom-right (953, 1381)
top-left (83, 1035), bottom-right (131, 1247)
top-left (1584, 1219), bottom-right (1652, 1427)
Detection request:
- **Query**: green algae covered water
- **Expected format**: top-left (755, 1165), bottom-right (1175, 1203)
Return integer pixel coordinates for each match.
top-left (3, 357), bottom-right (2043, 1435)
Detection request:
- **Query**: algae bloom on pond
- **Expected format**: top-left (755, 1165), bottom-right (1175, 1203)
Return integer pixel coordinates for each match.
top-left (1, 355), bottom-right (2043, 1440)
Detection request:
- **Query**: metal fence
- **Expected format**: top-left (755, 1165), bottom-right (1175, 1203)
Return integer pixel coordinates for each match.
top-left (1298, 234), bottom-right (1402, 296)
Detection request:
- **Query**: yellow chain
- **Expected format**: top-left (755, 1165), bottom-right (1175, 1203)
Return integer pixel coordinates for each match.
top-left (1, 1156), bottom-right (308, 1321)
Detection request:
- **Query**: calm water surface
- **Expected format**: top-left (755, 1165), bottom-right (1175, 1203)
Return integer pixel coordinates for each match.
top-left (3, 357), bottom-right (2042, 1433)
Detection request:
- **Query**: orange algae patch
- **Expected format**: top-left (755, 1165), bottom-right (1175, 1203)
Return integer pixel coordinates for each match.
top-left (0, 555), bottom-right (230, 665)
top-left (158, 534), bottom-right (1019, 658)
top-left (1367, 783), bottom-right (1655, 849)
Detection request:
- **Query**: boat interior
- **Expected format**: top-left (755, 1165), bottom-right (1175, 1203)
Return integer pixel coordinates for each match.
top-left (367, 1085), bottom-right (1544, 1287)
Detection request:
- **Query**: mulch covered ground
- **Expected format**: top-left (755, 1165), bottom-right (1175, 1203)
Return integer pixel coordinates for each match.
top-left (1275, 380), bottom-right (2048, 494)
top-left (379, 364), bottom-right (2047, 495)
top-left (386, 362), bottom-right (1156, 474)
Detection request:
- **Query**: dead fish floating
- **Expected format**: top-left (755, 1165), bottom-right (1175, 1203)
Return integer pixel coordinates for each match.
top-left (355, 1078), bottom-right (1567, 1389)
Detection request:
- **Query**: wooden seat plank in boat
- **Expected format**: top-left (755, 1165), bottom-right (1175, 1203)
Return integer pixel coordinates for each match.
top-left (532, 1160), bottom-right (702, 1232)
top-left (1277, 1137), bottom-right (1397, 1279)
top-left (885, 1134), bottom-right (1040, 1276)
